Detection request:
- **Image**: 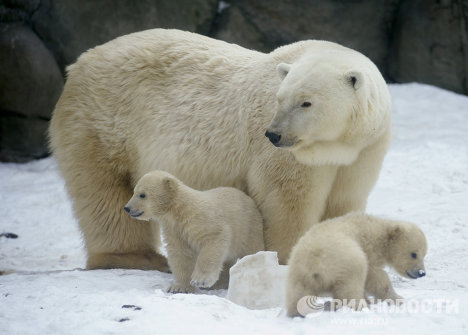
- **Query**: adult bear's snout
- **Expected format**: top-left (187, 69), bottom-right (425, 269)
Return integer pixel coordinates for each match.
top-left (265, 130), bottom-right (281, 146)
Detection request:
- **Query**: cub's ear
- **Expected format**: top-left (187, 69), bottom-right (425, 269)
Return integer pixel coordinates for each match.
top-left (388, 226), bottom-right (402, 241)
top-left (345, 70), bottom-right (364, 90)
top-left (163, 177), bottom-right (177, 194)
top-left (277, 63), bottom-right (292, 79)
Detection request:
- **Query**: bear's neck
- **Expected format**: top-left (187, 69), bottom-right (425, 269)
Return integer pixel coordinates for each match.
top-left (354, 220), bottom-right (393, 267)
top-left (291, 141), bottom-right (361, 166)
top-left (167, 184), bottom-right (202, 225)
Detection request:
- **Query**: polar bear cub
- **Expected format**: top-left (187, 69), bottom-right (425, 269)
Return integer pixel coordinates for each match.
top-left (286, 212), bottom-right (427, 316)
top-left (125, 170), bottom-right (265, 293)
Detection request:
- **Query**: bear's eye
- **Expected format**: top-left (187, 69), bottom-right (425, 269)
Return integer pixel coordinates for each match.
top-left (411, 252), bottom-right (417, 259)
top-left (301, 102), bottom-right (312, 108)
top-left (139, 193), bottom-right (146, 199)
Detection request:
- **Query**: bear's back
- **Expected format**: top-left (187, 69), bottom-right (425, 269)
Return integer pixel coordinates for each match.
top-left (204, 187), bottom-right (264, 254)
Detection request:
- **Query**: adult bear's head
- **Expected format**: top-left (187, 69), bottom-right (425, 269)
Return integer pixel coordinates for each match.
top-left (265, 48), bottom-right (391, 166)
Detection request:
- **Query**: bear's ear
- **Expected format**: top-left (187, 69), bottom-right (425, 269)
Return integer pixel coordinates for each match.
top-left (277, 63), bottom-right (292, 79)
top-left (388, 226), bottom-right (402, 241)
top-left (345, 70), bottom-right (364, 90)
top-left (163, 177), bottom-right (177, 194)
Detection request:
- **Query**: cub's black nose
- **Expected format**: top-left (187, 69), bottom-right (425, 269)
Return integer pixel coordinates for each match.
top-left (418, 269), bottom-right (426, 278)
top-left (265, 130), bottom-right (281, 145)
top-left (124, 206), bottom-right (130, 213)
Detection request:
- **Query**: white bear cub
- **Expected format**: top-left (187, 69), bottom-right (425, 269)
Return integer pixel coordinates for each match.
top-left (286, 212), bottom-right (427, 317)
top-left (125, 170), bottom-right (265, 293)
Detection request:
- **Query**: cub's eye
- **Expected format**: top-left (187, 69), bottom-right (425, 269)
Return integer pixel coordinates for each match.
top-left (301, 102), bottom-right (312, 108)
top-left (139, 193), bottom-right (146, 199)
top-left (411, 252), bottom-right (417, 259)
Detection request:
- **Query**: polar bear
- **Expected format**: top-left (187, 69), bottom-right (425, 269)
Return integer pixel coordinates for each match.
top-left (286, 213), bottom-right (427, 317)
top-left (124, 170), bottom-right (264, 293)
top-left (49, 29), bottom-right (392, 270)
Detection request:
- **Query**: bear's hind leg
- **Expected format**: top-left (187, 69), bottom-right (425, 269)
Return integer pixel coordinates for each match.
top-left (62, 155), bottom-right (168, 271)
top-left (87, 251), bottom-right (169, 270)
top-left (286, 280), bottom-right (312, 317)
top-left (331, 273), bottom-right (367, 311)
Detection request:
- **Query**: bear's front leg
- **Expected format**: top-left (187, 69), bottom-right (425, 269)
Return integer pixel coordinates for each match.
top-left (164, 233), bottom-right (197, 293)
top-left (365, 267), bottom-right (403, 303)
top-left (190, 236), bottom-right (229, 289)
top-left (248, 161), bottom-right (338, 264)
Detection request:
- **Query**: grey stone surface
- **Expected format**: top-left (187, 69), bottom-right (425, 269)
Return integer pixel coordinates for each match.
top-left (388, 0), bottom-right (468, 94)
top-left (32, 0), bottom-right (218, 69)
top-left (0, 116), bottom-right (49, 162)
top-left (0, 23), bottom-right (63, 162)
top-left (213, 0), bottom-right (400, 73)
top-left (0, 23), bottom-right (63, 119)
top-left (2, 0), bottom-right (40, 13)
top-left (212, 4), bottom-right (270, 52)
top-left (1, 0), bottom-right (468, 162)
top-left (0, 0), bottom-right (40, 23)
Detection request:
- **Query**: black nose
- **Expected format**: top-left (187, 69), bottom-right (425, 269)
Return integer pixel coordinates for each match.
top-left (124, 206), bottom-right (130, 213)
top-left (418, 270), bottom-right (426, 278)
top-left (265, 130), bottom-right (281, 145)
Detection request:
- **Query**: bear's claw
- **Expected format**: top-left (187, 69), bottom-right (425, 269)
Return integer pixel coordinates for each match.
top-left (190, 274), bottom-right (218, 288)
top-left (167, 283), bottom-right (196, 294)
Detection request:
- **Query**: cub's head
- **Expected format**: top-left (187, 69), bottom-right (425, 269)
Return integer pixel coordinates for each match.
top-left (387, 223), bottom-right (427, 280)
top-left (265, 50), bottom-right (390, 166)
top-left (124, 170), bottom-right (178, 220)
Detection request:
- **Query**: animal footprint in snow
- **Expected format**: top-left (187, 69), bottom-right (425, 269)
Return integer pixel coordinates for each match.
top-left (121, 305), bottom-right (142, 311)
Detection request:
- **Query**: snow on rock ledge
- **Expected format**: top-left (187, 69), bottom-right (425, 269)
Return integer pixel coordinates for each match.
top-left (227, 251), bottom-right (288, 310)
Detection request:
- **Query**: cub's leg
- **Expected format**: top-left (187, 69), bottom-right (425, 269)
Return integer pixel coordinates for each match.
top-left (365, 267), bottom-right (403, 303)
top-left (165, 234), bottom-right (197, 293)
top-left (331, 255), bottom-right (368, 311)
top-left (286, 279), bottom-right (312, 317)
top-left (332, 281), bottom-right (367, 311)
top-left (286, 258), bottom-right (326, 317)
top-left (210, 260), bottom-right (234, 290)
top-left (191, 234), bottom-right (229, 288)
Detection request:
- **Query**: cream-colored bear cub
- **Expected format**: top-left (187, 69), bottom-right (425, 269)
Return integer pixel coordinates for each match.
top-left (125, 170), bottom-right (265, 293)
top-left (286, 212), bottom-right (427, 317)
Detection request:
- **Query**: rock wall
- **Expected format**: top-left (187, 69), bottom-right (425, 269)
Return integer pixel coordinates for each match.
top-left (388, 0), bottom-right (468, 94)
top-left (1, 0), bottom-right (467, 162)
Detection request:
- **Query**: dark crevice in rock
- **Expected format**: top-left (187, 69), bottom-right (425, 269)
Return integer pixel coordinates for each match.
top-left (457, 0), bottom-right (468, 93)
top-left (1, 109), bottom-right (51, 122)
top-left (385, 0), bottom-right (404, 83)
top-left (206, 0), bottom-right (223, 38)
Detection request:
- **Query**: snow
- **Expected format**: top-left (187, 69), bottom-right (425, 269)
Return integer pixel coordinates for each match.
top-left (1, 83), bottom-right (468, 334)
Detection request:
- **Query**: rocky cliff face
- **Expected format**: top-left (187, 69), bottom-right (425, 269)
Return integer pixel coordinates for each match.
top-left (1, 0), bottom-right (467, 162)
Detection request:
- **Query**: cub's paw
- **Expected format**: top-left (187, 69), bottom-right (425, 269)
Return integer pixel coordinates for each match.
top-left (385, 295), bottom-right (404, 306)
top-left (190, 270), bottom-right (219, 289)
top-left (166, 283), bottom-right (196, 294)
top-left (210, 275), bottom-right (229, 290)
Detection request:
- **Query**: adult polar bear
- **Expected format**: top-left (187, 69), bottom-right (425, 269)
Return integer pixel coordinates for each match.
top-left (49, 29), bottom-right (391, 269)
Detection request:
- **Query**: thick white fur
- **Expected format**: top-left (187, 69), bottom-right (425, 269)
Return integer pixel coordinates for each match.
top-left (49, 29), bottom-right (392, 268)
top-left (125, 170), bottom-right (264, 292)
top-left (286, 213), bottom-right (427, 317)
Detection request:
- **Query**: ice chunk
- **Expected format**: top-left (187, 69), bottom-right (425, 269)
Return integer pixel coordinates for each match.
top-left (227, 251), bottom-right (288, 309)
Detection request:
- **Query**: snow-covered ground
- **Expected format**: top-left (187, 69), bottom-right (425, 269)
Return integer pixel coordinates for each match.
top-left (1, 83), bottom-right (467, 334)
